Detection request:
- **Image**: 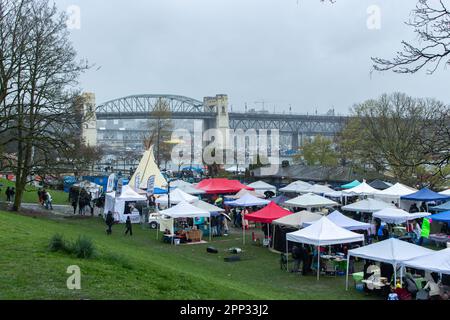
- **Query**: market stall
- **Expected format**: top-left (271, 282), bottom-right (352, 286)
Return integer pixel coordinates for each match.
top-left (342, 198), bottom-right (394, 213)
top-left (401, 248), bottom-right (450, 275)
top-left (284, 193), bottom-right (338, 211)
top-left (372, 208), bottom-right (431, 224)
top-left (401, 188), bottom-right (450, 211)
top-left (279, 180), bottom-right (312, 194)
top-left (346, 238), bottom-right (434, 290)
top-left (155, 188), bottom-right (198, 206)
top-left (195, 178), bottom-right (253, 194)
top-left (373, 182), bottom-right (418, 209)
top-left (286, 217), bottom-right (365, 280)
top-left (303, 210), bottom-right (371, 231)
top-left (247, 181), bottom-right (277, 195)
top-left (272, 210), bottom-right (322, 252)
top-left (103, 185), bottom-right (147, 223)
top-left (158, 201), bottom-right (211, 244)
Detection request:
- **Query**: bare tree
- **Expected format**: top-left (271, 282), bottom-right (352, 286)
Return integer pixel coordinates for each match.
top-left (0, 0), bottom-right (89, 210)
top-left (373, 0), bottom-right (450, 74)
top-left (142, 98), bottom-right (174, 168)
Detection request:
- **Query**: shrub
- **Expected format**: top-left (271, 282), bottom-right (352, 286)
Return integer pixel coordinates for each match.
top-left (71, 236), bottom-right (95, 259)
top-left (48, 234), bottom-right (66, 252)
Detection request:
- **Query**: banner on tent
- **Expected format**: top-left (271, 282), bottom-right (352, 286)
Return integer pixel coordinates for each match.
top-left (147, 175), bottom-right (155, 196)
top-left (135, 173), bottom-right (141, 190)
top-left (106, 173), bottom-right (115, 193)
top-left (117, 178), bottom-right (124, 196)
top-left (421, 218), bottom-right (431, 238)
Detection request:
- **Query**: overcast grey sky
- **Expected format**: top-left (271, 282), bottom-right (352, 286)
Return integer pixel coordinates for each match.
top-left (55, 0), bottom-right (450, 115)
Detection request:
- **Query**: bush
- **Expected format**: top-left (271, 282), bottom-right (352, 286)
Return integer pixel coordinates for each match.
top-left (48, 234), bottom-right (66, 252)
top-left (71, 236), bottom-right (95, 259)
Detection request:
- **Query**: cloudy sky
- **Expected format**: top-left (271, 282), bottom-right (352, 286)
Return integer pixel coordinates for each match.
top-left (55, 0), bottom-right (450, 115)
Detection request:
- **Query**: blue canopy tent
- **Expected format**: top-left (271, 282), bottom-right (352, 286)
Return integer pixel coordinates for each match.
top-left (431, 201), bottom-right (450, 212)
top-left (153, 187), bottom-right (168, 195)
top-left (341, 180), bottom-right (361, 189)
top-left (400, 188), bottom-right (450, 202)
top-left (430, 211), bottom-right (450, 224)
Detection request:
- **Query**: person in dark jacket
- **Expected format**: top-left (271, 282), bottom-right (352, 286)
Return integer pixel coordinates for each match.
top-left (380, 262), bottom-right (394, 284)
top-left (291, 245), bottom-right (302, 273)
top-left (5, 187), bottom-right (11, 202)
top-left (105, 211), bottom-right (114, 235)
top-left (125, 216), bottom-right (133, 236)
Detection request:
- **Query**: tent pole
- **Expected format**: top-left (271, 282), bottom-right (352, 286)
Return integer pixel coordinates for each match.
top-left (242, 211), bottom-right (245, 245)
top-left (286, 239), bottom-right (289, 272)
top-left (394, 263), bottom-right (397, 286)
top-left (345, 254), bottom-right (350, 291)
top-left (209, 217), bottom-right (212, 243)
top-left (317, 246), bottom-right (320, 281)
top-left (400, 265), bottom-right (403, 286)
top-left (272, 224), bottom-right (276, 249)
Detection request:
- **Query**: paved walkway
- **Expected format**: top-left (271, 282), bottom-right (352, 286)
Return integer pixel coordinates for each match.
top-left (0, 201), bottom-right (73, 216)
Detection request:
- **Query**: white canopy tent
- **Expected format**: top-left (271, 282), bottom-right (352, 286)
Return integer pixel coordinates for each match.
top-left (346, 238), bottom-right (434, 289)
top-left (225, 165), bottom-right (246, 173)
top-left (73, 180), bottom-right (103, 199)
top-left (342, 181), bottom-right (380, 196)
top-left (226, 193), bottom-right (270, 207)
top-left (401, 248), bottom-right (450, 275)
top-left (273, 210), bottom-right (322, 228)
top-left (279, 180), bottom-right (312, 193)
top-left (192, 199), bottom-right (225, 213)
top-left (439, 189), bottom-right (450, 196)
top-left (169, 180), bottom-right (192, 188)
top-left (155, 188), bottom-right (198, 206)
top-left (284, 193), bottom-right (338, 210)
top-left (372, 208), bottom-right (431, 224)
top-left (342, 198), bottom-right (394, 213)
top-left (247, 181), bottom-right (277, 194)
top-left (175, 184), bottom-right (206, 195)
top-left (286, 217), bottom-right (365, 280)
top-left (303, 210), bottom-right (371, 231)
top-left (374, 183), bottom-right (419, 210)
top-left (104, 185), bottom-right (147, 223)
top-left (303, 184), bottom-right (335, 195)
top-left (158, 201), bottom-right (212, 242)
top-left (226, 189), bottom-right (265, 200)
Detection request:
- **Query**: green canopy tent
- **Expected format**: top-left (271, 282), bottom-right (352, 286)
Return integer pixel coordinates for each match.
top-left (340, 180), bottom-right (361, 189)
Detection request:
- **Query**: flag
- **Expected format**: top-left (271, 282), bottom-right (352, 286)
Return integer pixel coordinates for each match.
top-left (106, 173), bottom-right (115, 193)
top-left (147, 175), bottom-right (155, 196)
top-left (421, 218), bottom-right (431, 238)
top-left (135, 173), bottom-right (141, 190)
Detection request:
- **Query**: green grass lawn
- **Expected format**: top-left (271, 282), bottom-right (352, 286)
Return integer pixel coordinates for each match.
top-left (0, 210), bottom-right (373, 300)
top-left (0, 178), bottom-right (69, 205)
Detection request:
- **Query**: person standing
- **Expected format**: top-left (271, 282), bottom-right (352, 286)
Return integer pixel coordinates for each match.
top-left (5, 187), bottom-right (11, 202)
top-left (125, 216), bottom-right (133, 236)
top-left (10, 187), bottom-right (15, 202)
top-left (45, 191), bottom-right (53, 210)
top-left (105, 211), bottom-right (114, 235)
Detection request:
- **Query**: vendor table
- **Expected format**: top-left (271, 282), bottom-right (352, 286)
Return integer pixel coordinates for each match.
top-left (428, 234), bottom-right (450, 247)
top-left (362, 278), bottom-right (389, 290)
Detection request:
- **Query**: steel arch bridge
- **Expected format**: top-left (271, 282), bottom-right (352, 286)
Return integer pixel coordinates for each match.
top-left (96, 94), bottom-right (213, 120)
top-left (96, 94), bottom-right (349, 136)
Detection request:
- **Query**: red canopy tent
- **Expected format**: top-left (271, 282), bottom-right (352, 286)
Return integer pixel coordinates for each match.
top-left (245, 202), bottom-right (292, 224)
top-left (196, 178), bottom-right (254, 194)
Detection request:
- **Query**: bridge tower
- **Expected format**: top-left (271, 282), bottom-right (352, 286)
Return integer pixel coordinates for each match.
top-left (203, 94), bottom-right (230, 150)
top-left (80, 92), bottom-right (97, 147)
